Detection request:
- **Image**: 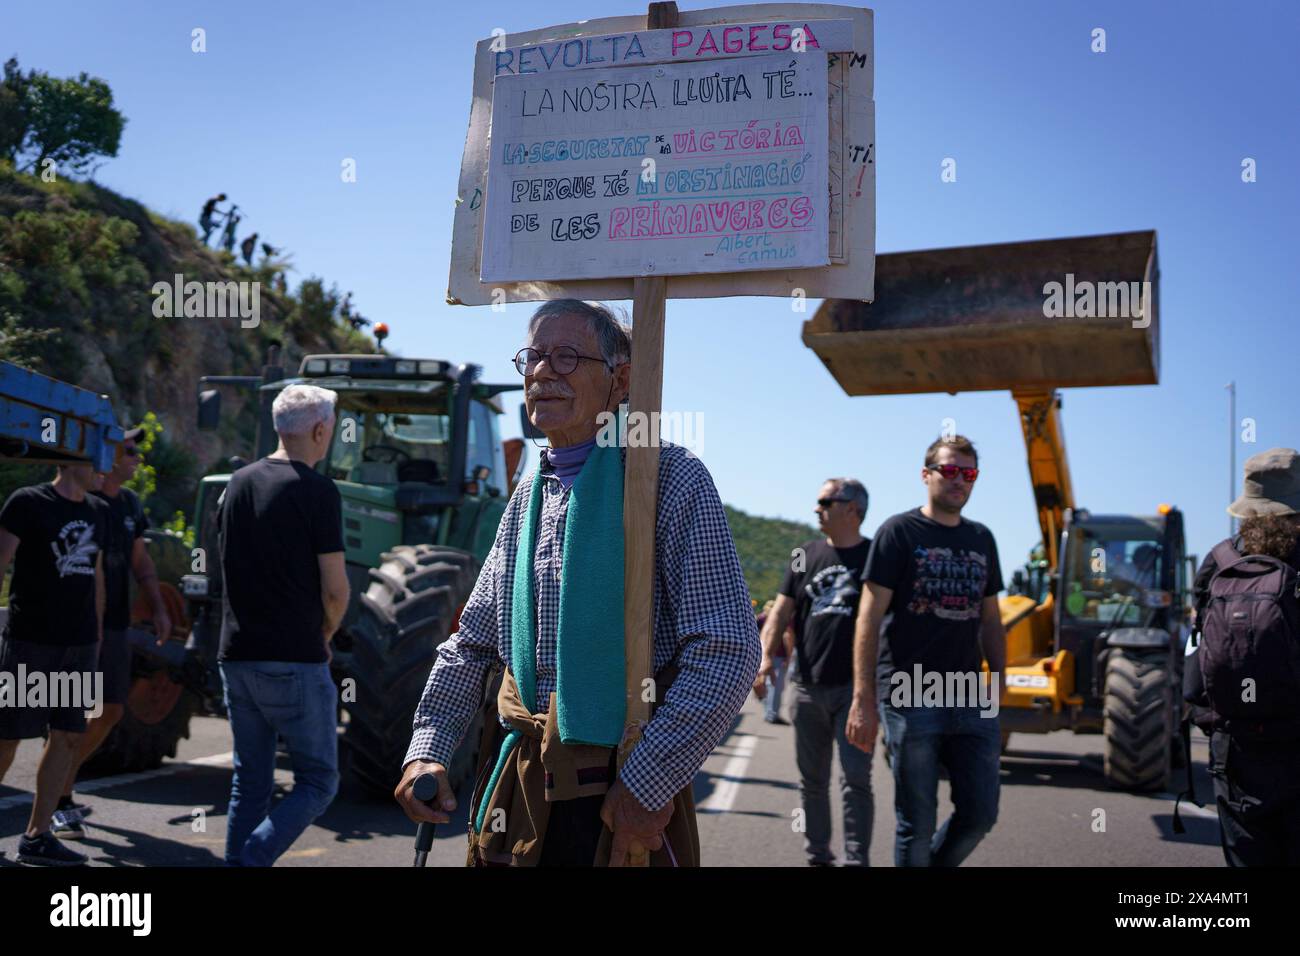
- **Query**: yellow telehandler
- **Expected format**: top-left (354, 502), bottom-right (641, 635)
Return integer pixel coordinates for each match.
top-left (806, 230), bottom-right (1192, 791)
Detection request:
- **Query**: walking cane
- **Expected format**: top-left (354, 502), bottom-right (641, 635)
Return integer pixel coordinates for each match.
top-left (412, 772), bottom-right (440, 867)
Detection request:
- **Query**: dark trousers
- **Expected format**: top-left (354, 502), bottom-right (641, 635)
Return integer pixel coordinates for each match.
top-left (539, 794), bottom-right (607, 866)
top-left (1210, 731), bottom-right (1300, 866)
top-left (791, 681), bottom-right (873, 865)
top-left (880, 703), bottom-right (1000, 867)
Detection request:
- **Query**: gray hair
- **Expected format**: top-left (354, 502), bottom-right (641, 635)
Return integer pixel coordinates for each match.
top-left (528, 299), bottom-right (631, 369)
top-left (272, 384), bottom-right (338, 437)
top-left (828, 477), bottom-right (869, 522)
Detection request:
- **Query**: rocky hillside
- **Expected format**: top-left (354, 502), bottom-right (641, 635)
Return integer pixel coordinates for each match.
top-left (0, 162), bottom-right (374, 521)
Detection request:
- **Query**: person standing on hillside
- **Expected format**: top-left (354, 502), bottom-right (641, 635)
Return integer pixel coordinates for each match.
top-left (756, 478), bottom-right (874, 866)
top-left (199, 192), bottom-right (227, 244)
top-left (220, 205), bottom-right (241, 254)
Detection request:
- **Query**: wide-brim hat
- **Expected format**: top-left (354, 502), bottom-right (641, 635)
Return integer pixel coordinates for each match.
top-left (1228, 447), bottom-right (1300, 518)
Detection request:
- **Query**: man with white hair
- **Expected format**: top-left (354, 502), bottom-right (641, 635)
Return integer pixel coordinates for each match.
top-left (395, 299), bottom-right (759, 867)
top-left (216, 383), bottom-right (349, 866)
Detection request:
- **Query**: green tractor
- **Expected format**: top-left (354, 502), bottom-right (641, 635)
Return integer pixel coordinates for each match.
top-left (88, 347), bottom-right (528, 794)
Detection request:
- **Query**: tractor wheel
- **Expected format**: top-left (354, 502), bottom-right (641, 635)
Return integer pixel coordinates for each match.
top-left (1102, 649), bottom-right (1174, 792)
top-left (83, 582), bottom-right (198, 774)
top-left (342, 545), bottom-right (481, 796)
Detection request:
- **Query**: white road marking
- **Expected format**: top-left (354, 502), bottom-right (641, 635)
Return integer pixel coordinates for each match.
top-left (696, 733), bottom-right (758, 814)
top-left (0, 752), bottom-right (233, 812)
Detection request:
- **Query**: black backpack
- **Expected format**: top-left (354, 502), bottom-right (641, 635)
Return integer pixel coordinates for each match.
top-left (1197, 539), bottom-right (1300, 736)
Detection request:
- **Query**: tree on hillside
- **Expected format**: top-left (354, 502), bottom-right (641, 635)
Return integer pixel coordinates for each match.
top-left (0, 59), bottom-right (29, 161)
top-left (0, 57), bottom-right (125, 175)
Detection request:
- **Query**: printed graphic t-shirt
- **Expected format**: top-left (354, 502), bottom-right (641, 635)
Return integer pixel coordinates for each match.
top-left (218, 457), bottom-right (344, 663)
top-left (863, 507), bottom-right (1003, 692)
top-left (0, 483), bottom-right (108, 646)
top-left (93, 486), bottom-right (149, 630)
top-left (780, 537), bottom-right (871, 686)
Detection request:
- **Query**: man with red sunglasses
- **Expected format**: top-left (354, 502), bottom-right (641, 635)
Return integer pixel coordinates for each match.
top-left (846, 435), bottom-right (1005, 866)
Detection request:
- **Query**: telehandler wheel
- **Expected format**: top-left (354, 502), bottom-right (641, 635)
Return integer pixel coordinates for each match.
top-left (343, 545), bottom-right (481, 796)
top-left (1102, 649), bottom-right (1174, 792)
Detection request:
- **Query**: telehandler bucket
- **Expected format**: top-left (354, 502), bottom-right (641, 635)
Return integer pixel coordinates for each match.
top-left (802, 230), bottom-right (1159, 395)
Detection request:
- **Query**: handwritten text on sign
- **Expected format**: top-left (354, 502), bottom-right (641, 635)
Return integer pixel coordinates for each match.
top-left (482, 52), bottom-right (829, 282)
top-left (492, 19), bottom-right (855, 75)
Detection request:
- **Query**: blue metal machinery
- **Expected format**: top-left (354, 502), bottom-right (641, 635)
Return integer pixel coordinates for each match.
top-left (0, 360), bottom-right (124, 470)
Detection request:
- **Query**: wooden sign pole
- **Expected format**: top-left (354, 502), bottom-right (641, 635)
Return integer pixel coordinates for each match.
top-left (615, 0), bottom-right (677, 870)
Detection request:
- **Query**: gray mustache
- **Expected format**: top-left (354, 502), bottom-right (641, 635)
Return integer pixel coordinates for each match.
top-left (528, 387), bottom-right (572, 400)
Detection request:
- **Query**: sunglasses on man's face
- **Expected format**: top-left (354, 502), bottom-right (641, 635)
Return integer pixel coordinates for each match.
top-left (817, 497), bottom-right (850, 509)
top-left (927, 464), bottom-right (978, 482)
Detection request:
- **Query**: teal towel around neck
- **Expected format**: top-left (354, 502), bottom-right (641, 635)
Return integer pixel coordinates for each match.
top-left (510, 440), bottom-right (625, 748)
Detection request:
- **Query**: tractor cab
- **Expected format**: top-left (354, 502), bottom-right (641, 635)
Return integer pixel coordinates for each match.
top-left (1058, 510), bottom-right (1186, 631)
top-left (190, 352), bottom-right (519, 633)
top-left (1054, 507), bottom-right (1189, 722)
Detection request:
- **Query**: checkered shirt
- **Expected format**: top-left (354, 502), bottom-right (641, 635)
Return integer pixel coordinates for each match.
top-left (403, 442), bottom-right (760, 811)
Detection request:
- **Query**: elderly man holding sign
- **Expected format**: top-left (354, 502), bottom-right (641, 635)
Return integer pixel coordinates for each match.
top-left (395, 299), bottom-right (759, 866)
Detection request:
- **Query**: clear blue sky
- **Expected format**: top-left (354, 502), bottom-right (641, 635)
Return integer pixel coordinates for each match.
top-left (4, 0), bottom-right (1297, 581)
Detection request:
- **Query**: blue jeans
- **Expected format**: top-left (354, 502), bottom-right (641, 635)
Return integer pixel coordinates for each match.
top-left (792, 681), bottom-right (873, 865)
top-left (880, 703), bottom-right (1000, 867)
top-left (220, 660), bottom-right (339, 867)
top-left (764, 656), bottom-right (789, 721)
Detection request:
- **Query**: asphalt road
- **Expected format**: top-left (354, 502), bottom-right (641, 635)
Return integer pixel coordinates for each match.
top-left (0, 695), bottom-right (1224, 867)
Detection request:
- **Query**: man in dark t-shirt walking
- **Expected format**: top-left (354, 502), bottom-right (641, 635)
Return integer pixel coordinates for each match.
top-left (756, 477), bottom-right (873, 866)
top-left (0, 462), bottom-right (108, 866)
top-left (218, 384), bottom-right (349, 866)
top-left (54, 426), bottom-right (173, 839)
top-left (847, 436), bottom-right (1005, 867)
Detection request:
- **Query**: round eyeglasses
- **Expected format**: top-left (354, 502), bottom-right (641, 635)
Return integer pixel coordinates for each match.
top-left (513, 346), bottom-right (609, 376)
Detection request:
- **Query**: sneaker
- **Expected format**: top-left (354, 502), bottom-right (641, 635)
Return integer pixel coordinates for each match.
top-left (764, 715), bottom-right (790, 725)
top-left (60, 798), bottom-right (92, 819)
top-left (51, 810), bottom-right (86, 840)
top-left (16, 831), bottom-right (88, 867)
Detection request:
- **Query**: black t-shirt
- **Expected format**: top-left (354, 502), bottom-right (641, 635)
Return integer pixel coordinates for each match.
top-left (0, 483), bottom-right (108, 646)
top-left (780, 537), bottom-right (871, 686)
top-left (863, 507), bottom-right (1003, 692)
top-left (218, 457), bottom-right (344, 663)
top-left (93, 486), bottom-right (148, 630)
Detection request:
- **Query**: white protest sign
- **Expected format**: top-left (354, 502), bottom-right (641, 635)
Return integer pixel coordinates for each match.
top-left (447, 4), bottom-right (874, 304)
top-left (482, 52), bottom-right (829, 282)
